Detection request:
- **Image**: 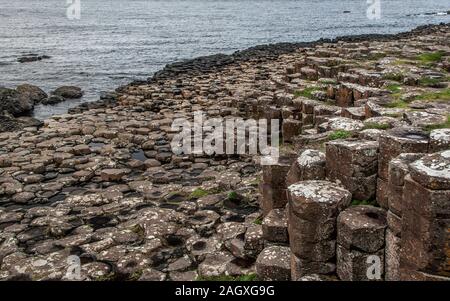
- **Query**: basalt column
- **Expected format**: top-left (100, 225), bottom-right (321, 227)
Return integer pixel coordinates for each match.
top-left (399, 151), bottom-right (450, 281)
top-left (377, 127), bottom-right (429, 209)
top-left (326, 139), bottom-right (379, 201)
top-left (286, 149), bottom-right (326, 187)
top-left (260, 155), bottom-right (296, 216)
top-left (287, 180), bottom-right (351, 279)
top-left (385, 153), bottom-right (424, 281)
top-left (337, 206), bottom-right (387, 281)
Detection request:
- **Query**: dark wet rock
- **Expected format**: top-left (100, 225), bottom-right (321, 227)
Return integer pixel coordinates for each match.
top-left (16, 84), bottom-right (47, 103)
top-left (17, 54), bottom-right (50, 63)
top-left (42, 95), bottom-right (65, 105)
top-left (0, 87), bottom-right (34, 116)
top-left (0, 113), bottom-right (23, 132)
top-left (52, 86), bottom-right (83, 99)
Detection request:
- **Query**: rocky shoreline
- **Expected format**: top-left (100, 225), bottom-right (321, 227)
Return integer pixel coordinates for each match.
top-left (0, 23), bottom-right (449, 281)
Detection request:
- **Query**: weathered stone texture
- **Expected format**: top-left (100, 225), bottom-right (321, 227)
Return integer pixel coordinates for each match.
top-left (337, 205), bottom-right (386, 281)
top-left (378, 127), bottom-right (429, 180)
top-left (256, 246), bottom-right (291, 281)
top-left (286, 149), bottom-right (326, 187)
top-left (400, 151), bottom-right (450, 280)
top-left (326, 139), bottom-right (378, 200)
top-left (287, 180), bottom-right (351, 277)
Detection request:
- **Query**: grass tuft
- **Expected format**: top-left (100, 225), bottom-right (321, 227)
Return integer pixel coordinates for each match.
top-left (386, 84), bottom-right (402, 93)
top-left (351, 199), bottom-right (378, 207)
top-left (227, 191), bottom-right (239, 201)
top-left (414, 88), bottom-right (450, 102)
top-left (383, 72), bottom-right (404, 82)
top-left (189, 188), bottom-right (209, 200)
top-left (418, 77), bottom-right (444, 87)
top-left (328, 130), bottom-right (352, 140)
top-left (294, 87), bottom-right (317, 99)
top-left (416, 51), bottom-right (445, 64)
top-left (253, 217), bottom-right (263, 225)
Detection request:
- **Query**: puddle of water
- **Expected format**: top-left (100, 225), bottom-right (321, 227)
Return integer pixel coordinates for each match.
top-left (131, 150), bottom-right (147, 161)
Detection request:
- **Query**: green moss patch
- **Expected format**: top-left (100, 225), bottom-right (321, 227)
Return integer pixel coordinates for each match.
top-left (294, 87), bottom-right (318, 99)
top-left (328, 130), bottom-right (352, 140)
top-left (416, 51), bottom-right (445, 64)
top-left (363, 122), bottom-right (390, 130)
top-left (382, 72), bottom-right (404, 82)
top-left (189, 188), bottom-right (210, 200)
top-left (386, 84), bottom-right (402, 93)
top-left (351, 199), bottom-right (378, 207)
top-left (415, 88), bottom-right (450, 102)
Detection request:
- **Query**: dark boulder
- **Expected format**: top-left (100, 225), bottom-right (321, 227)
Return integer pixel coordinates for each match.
top-left (0, 113), bottom-right (42, 133)
top-left (16, 84), bottom-right (48, 103)
top-left (17, 54), bottom-right (50, 63)
top-left (52, 86), bottom-right (83, 99)
top-left (42, 94), bottom-right (65, 105)
top-left (0, 87), bottom-right (34, 116)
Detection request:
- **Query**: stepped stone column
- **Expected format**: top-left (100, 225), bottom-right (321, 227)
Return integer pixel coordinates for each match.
top-left (256, 245), bottom-right (291, 281)
top-left (300, 98), bottom-right (320, 127)
top-left (282, 118), bottom-right (302, 143)
top-left (260, 155), bottom-right (296, 216)
top-left (385, 153), bottom-right (424, 281)
top-left (337, 205), bottom-right (387, 281)
top-left (377, 127), bottom-right (429, 208)
top-left (286, 149), bottom-right (326, 187)
top-left (326, 139), bottom-right (379, 201)
top-left (336, 83), bottom-right (354, 107)
top-left (262, 208), bottom-right (289, 244)
top-left (399, 151), bottom-right (450, 280)
top-left (287, 180), bottom-right (351, 279)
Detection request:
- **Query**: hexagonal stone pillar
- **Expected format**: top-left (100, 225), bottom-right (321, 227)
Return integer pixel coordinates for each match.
top-left (287, 180), bottom-right (351, 278)
top-left (387, 153), bottom-right (425, 216)
top-left (385, 153), bottom-right (424, 281)
top-left (256, 245), bottom-right (291, 281)
top-left (262, 208), bottom-right (288, 243)
top-left (336, 205), bottom-right (387, 281)
top-left (377, 127), bottom-right (429, 209)
top-left (378, 127), bottom-right (429, 181)
top-left (286, 149), bottom-right (326, 187)
top-left (260, 156), bottom-right (296, 216)
top-left (326, 139), bottom-right (379, 201)
top-left (282, 118), bottom-right (302, 143)
top-left (399, 151), bottom-right (450, 280)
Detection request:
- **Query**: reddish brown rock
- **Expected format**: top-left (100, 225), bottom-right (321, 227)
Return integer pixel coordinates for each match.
top-left (282, 118), bottom-right (302, 143)
top-left (337, 244), bottom-right (384, 281)
top-left (100, 169), bottom-right (130, 182)
top-left (262, 208), bottom-right (288, 243)
top-left (286, 149), bottom-right (326, 187)
top-left (337, 205), bottom-right (387, 253)
top-left (256, 246), bottom-right (291, 281)
top-left (288, 180), bottom-right (351, 274)
top-left (326, 139), bottom-right (378, 200)
top-left (378, 127), bottom-right (429, 180)
top-left (400, 152), bottom-right (450, 279)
